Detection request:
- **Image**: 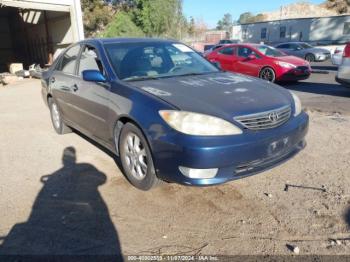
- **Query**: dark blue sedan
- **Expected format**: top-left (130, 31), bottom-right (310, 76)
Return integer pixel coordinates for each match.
top-left (41, 38), bottom-right (309, 191)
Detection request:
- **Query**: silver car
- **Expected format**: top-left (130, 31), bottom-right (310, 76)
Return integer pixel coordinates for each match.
top-left (332, 46), bottom-right (344, 66)
top-left (275, 42), bottom-right (331, 62)
top-left (336, 43), bottom-right (350, 87)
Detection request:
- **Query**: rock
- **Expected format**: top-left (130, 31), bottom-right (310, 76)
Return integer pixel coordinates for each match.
top-left (162, 235), bottom-right (167, 239)
top-left (336, 240), bottom-right (342, 246)
top-left (264, 193), bottom-right (273, 198)
top-left (330, 240), bottom-right (336, 246)
top-left (286, 244), bottom-right (300, 254)
top-left (293, 246), bottom-right (300, 254)
top-left (1, 75), bottom-right (18, 85)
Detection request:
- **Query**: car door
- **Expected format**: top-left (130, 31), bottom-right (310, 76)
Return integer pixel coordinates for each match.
top-left (277, 43), bottom-right (293, 55)
top-left (289, 43), bottom-right (305, 58)
top-left (234, 46), bottom-right (261, 77)
top-left (50, 44), bottom-right (82, 125)
top-left (73, 44), bottom-right (111, 141)
top-left (215, 46), bottom-right (236, 72)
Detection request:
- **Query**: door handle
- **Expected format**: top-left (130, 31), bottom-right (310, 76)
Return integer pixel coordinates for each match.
top-left (72, 84), bottom-right (79, 92)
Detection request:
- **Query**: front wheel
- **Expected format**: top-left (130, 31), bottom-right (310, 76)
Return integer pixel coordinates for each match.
top-left (305, 53), bottom-right (315, 62)
top-left (119, 123), bottom-right (161, 191)
top-left (259, 67), bottom-right (276, 82)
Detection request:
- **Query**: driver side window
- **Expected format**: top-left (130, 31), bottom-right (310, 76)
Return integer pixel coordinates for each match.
top-left (78, 45), bottom-right (105, 77)
top-left (238, 47), bottom-right (260, 58)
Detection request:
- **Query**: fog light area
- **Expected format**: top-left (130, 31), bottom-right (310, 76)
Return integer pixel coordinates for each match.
top-left (179, 166), bottom-right (218, 179)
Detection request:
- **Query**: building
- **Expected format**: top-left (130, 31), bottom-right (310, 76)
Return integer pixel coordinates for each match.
top-left (232, 15), bottom-right (350, 45)
top-left (0, 0), bottom-right (84, 72)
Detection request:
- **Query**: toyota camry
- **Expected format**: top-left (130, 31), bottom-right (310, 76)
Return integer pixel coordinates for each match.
top-left (41, 38), bottom-right (309, 191)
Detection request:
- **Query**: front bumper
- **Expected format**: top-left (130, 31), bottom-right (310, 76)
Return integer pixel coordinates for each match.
top-left (315, 54), bottom-right (331, 62)
top-left (277, 68), bottom-right (311, 81)
top-left (151, 112), bottom-right (309, 186)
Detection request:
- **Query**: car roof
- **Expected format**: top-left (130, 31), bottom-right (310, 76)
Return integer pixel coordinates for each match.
top-left (82, 38), bottom-right (178, 45)
top-left (276, 42), bottom-right (306, 45)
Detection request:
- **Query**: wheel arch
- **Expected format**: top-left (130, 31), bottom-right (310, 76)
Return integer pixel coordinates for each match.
top-left (113, 115), bottom-right (151, 156)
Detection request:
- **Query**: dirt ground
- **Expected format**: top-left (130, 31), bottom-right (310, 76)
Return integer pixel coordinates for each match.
top-left (0, 79), bottom-right (349, 256)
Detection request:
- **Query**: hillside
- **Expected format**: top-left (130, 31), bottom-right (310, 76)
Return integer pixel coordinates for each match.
top-left (240, 1), bottom-right (349, 24)
top-left (264, 2), bottom-right (337, 21)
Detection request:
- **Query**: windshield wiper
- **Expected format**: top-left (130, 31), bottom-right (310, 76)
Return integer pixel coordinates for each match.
top-left (123, 75), bottom-right (160, 82)
top-left (175, 71), bottom-right (218, 77)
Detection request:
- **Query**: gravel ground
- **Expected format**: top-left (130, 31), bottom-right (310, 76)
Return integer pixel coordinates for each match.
top-left (0, 79), bottom-right (349, 256)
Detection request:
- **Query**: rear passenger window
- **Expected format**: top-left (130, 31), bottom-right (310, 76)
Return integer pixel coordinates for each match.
top-left (58, 45), bottom-right (81, 75)
top-left (278, 44), bottom-right (290, 49)
top-left (78, 45), bottom-right (105, 76)
top-left (219, 47), bottom-right (235, 55)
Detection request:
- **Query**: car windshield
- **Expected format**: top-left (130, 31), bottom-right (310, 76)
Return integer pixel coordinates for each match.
top-left (104, 42), bottom-right (219, 81)
top-left (256, 45), bottom-right (286, 57)
top-left (299, 43), bottom-right (313, 49)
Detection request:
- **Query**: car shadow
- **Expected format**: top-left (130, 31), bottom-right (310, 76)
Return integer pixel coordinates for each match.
top-left (345, 209), bottom-right (350, 229)
top-left (281, 82), bottom-right (350, 98)
top-left (311, 65), bottom-right (338, 72)
top-left (0, 147), bottom-right (123, 258)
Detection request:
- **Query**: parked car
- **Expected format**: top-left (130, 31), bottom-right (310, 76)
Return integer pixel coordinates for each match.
top-left (331, 46), bottom-right (345, 66)
top-left (203, 44), bottom-right (229, 57)
top-left (275, 42), bottom-right (331, 62)
top-left (336, 42), bottom-right (350, 87)
top-left (219, 39), bottom-right (240, 44)
top-left (205, 43), bottom-right (311, 82)
top-left (42, 38), bottom-right (309, 191)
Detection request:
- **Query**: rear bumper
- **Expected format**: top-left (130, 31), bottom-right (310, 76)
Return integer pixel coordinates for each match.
top-left (151, 112), bottom-right (309, 186)
top-left (336, 76), bottom-right (350, 88)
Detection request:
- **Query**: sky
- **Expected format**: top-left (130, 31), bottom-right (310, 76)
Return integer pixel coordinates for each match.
top-left (183, 0), bottom-right (325, 28)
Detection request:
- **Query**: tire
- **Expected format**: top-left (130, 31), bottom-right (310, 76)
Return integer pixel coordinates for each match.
top-left (259, 67), bottom-right (276, 82)
top-left (48, 98), bottom-right (72, 135)
top-left (305, 53), bottom-right (315, 62)
top-left (118, 123), bottom-right (161, 191)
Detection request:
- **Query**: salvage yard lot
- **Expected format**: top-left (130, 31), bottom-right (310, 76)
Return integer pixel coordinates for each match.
top-left (0, 70), bottom-right (350, 255)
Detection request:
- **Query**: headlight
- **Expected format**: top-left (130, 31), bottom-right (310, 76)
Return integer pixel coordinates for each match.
top-left (290, 92), bottom-right (302, 116)
top-left (159, 111), bottom-right (242, 136)
top-left (275, 61), bottom-right (297, 69)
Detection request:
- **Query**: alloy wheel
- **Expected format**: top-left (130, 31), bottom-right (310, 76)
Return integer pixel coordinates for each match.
top-left (51, 102), bottom-right (61, 129)
top-left (123, 133), bottom-right (148, 180)
top-left (260, 68), bottom-right (275, 82)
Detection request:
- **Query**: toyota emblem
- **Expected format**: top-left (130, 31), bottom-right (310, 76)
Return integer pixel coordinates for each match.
top-left (269, 112), bottom-right (279, 122)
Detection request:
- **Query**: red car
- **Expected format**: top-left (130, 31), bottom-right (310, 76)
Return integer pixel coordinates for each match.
top-left (205, 44), bottom-right (311, 82)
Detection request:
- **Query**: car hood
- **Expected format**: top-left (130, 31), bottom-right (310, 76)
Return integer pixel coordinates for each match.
top-left (274, 55), bottom-right (309, 66)
top-left (129, 72), bottom-right (293, 120)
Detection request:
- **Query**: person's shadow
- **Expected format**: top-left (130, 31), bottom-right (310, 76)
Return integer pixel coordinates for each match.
top-left (0, 147), bottom-right (122, 257)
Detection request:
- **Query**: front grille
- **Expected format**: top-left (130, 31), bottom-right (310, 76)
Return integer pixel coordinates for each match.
top-left (234, 105), bottom-right (291, 130)
top-left (296, 66), bottom-right (309, 71)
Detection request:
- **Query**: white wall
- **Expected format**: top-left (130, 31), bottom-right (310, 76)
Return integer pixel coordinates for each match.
top-left (234, 15), bottom-right (350, 45)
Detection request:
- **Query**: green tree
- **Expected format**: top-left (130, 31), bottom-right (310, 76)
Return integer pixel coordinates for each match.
top-left (238, 12), bottom-right (254, 24)
top-left (188, 16), bottom-right (195, 36)
top-left (102, 11), bottom-right (144, 37)
top-left (82, 0), bottom-right (114, 37)
top-left (132, 0), bottom-right (184, 38)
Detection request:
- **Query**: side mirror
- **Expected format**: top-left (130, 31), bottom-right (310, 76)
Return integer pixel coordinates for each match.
top-left (247, 54), bottom-right (256, 60)
top-left (82, 70), bottom-right (106, 83)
